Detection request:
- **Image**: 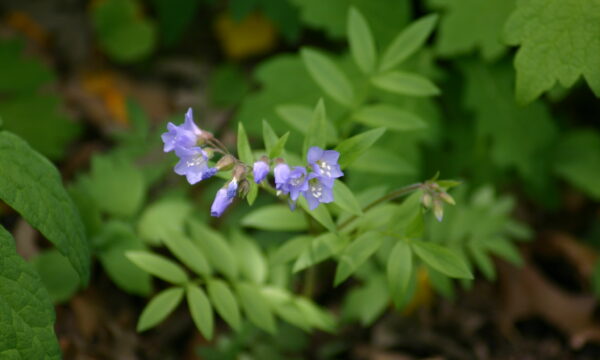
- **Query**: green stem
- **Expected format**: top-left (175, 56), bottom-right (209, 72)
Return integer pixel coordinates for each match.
top-left (337, 182), bottom-right (422, 231)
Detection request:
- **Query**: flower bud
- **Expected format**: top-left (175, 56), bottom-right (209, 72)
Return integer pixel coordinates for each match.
top-left (421, 193), bottom-right (433, 208)
top-left (433, 199), bottom-right (444, 222)
top-left (232, 164), bottom-right (247, 181)
top-left (238, 179), bottom-right (250, 198)
top-left (439, 192), bottom-right (456, 206)
top-left (216, 154), bottom-right (236, 171)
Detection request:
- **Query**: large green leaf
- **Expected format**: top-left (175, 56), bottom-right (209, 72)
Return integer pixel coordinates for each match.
top-left (186, 284), bottom-right (214, 339)
top-left (335, 127), bottom-right (386, 169)
top-left (386, 241), bottom-right (412, 306)
top-left (0, 131), bottom-right (89, 284)
top-left (236, 282), bottom-right (276, 333)
top-left (353, 104), bottom-right (427, 131)
top-left (32, 249), bottom-right (80, 304)
top-left (554, 130), bottom-right (600, 199)
top-left (431, 0), bottom-right (514, 60)
top-left (371, 71), bottom-right (440, 97)
top-left (0, 226), bottom-right (61, 359)
top-left (302, 99), bottom-right (328, 159)
top-left (137, 198), bottom-right (193, 246)
top-left (231, 230), bottom-right (267, 284)
top-left (504, 0), bottom-right (600, 103)
top-left (126, 251), bottom-right (188, 285)
top-left (334, 231), bottom-right (385, 285)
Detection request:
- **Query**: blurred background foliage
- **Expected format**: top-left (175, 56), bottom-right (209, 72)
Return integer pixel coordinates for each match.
top-left (0, 0), bottom-right (600, 358)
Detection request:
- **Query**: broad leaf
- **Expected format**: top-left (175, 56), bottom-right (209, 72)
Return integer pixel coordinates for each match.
top-left (269, 235), bottom-right (313, 267)
top-left (332, 180), bottom-right (363, 216)
top-left (231, 230), bottom-right (267, 284)
top-left (297, 196), bottom-right (336, 232)
top-left (301, 48), bottom-right (354, 107)
top-left (386, 241), bottom-right (413, 306)
top-left (348, 7), bottom-right (377, 74)
top-left (0, 226), bottom-right (61, 359)
top-left (0, 131), bottom-right (89, 284)
top-left (293, 233), bottom-right (347, 272)
top-left (504, 0), bottom-right (600, 103)
top-left (163, 230), bottom-right (211, 277)
top-left (303, 99), bottom-right (328, 159)
top-left (137, 287), bottom-right (184, 331)
top-left (137, 197), bottom-right (192, 246)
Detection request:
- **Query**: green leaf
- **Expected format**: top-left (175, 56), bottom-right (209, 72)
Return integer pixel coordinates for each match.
top-left (462, 61), bottom-right (557, 181)
top-left (293, 233), bottom-right (347, 273)
top-left (269, 235), bottom-right (313, 267)
top-left (301, 48), bottom-right (354, 107)
top-left (241, 205), bottom-right (308, 231)
top-left (237, 122), bottom-right (253, 164)
top-left (411, 241), bottom-right (473, 279)
top-left (371, 71), bottom-right (440, 97)
top-left (137, 287), bottom-right (184, 331)
top-left (260, 286), bottom-right (311, 331)
top-left (504, 0), bottom-right (600, 103)
top-left (332, 180), bottom-right (363, 216)
top-left (387, 241), bottom-right (413, 306)
top-left (246, 181), bottom-right (259, 205)
top-left (335, 127), bottom-right (386, 169)
top-left (469, 243), bottom-right (495, 281)
top-left (379, 14), bottom-right (439, 72)
top-left (297, 196), bottom-right (336, 232)
top-left (350, 147), bottom-right (415, 175)
top-left (92, 0), bottom-right (156, 63)
top-left (186, 284), bottom-right (214, 339)
top-left (0, 226), bottom-right (61, 359)
top-left (207, 279), bottom-right (242, 330)
top-left (554, 130), bottom-right (600, 199)
top-left (334, 231), bottom-right (385, 286)
top-left (0, 131), bottom-right (89, 284)
top-left (348, 7), bottom-right (377, 74)
top-left (163, 230), bottom-right (211, 277)
top-left (275, 104), bottom-right (338, 144)
top-left (236, 282), bottom-right (276, 333)
top-left (137, 198), bottom-right (193, 246)
top-left (342, 273), bottom-right (389, 325)
top-left (294, 297), bottom-right (336, 332)
top-left (303, 99), bottom-right (328, 159)
top-left (0, 40), bottom-right (54, 93)
top-left (353, 104), bottom-right (427, 131)
top-left (270, 132), bottom-right (290, 159)
top-left (188, 220), bottom-right (238, 280)
top-left (32, 249), bottom-right (80, 304)
top-left (432, 0), bottom-right (514, 61)
top-left (88, 155), bottom-right (146, 218)
top-left (126, 251), bottom-right (188, 284)
top-left (231, 230), bottom-right (267, 284)
top-left (262, 119), bottom-right (279, 154)
top-left (95, 222), bottom-right (151, 296)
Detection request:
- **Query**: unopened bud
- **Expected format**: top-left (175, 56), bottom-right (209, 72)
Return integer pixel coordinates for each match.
top-left (439, 192), bottom-right (455, 206)
top-left (216, 155), bottom-right (235, 171)
top-left (203, 147), bottom-right (215, 159)
top-left (433, 199), bottom-right (444, 222)
top-left (422, 193), bottom-right (433, 208)
top-left (274, 157), bottom-right (285, 165)
top-left (232, 164), bottom-right (247, 181)
top-left (198, 131), bottom-right (215, 145)
top-left (238, 179), bottom-right (250, 198)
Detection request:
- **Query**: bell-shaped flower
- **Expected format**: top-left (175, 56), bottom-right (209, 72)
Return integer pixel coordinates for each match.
top-left (253, 158), bottom-right (270, 184)
top-left (161, 108), bottom-right (202, 152)
top-left (307, 147), bottom-right (343, 187)
top-left (174, 146), bottom-right (217, 184)
top-left (304, 173), bottom-right (334, 210)
top-left (211, 188), bottom-right (233, 217)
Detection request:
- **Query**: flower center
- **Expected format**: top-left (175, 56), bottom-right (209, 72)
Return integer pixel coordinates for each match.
top-left (186, 155), bottom-right (205, 168)
top-left (317, 160), bottom-right (333, 177)
top-left (291, 175), bottom-right (305, 186)
top-left (310, 180), bottom-right (322, 199)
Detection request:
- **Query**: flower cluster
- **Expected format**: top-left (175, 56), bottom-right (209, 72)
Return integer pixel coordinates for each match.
top-left (162, 108), bottom-right (343, 217)
top-left (274, 147), bottom-right (343, 210)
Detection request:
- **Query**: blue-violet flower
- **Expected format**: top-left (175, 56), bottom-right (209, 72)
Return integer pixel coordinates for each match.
top-left (253, 159), bottom-right (270, 184)
top-left (174, 146), bottom-right (217, 184)
top-left (161, 108), bottom-right (202, 153)
top-left (307, 146), bottom-right (343, 187)
top-left (304, 173), bottom-right (334, 210)
top-left (211, 188), bottom-right (233, 217)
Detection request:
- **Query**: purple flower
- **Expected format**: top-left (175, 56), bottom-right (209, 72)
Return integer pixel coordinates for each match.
top-left (282, 166), bottom-right (309, 201)
top-left (253, 160), bottom-right (270, 184)
top-left (211, 188), bottom-right (234, 217)
top-left (304, 173), bottom-right (334, 210)
top-left (227, 179), bottom-right (238, 198)
top-left (307, 147), bottom-right (343, 187)
top-left (274, 163), bottom-right (290, 192)
top-left (161, 108), bottom-right (202, 153)
top-left (174, 146), bottom-right (217, 184)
